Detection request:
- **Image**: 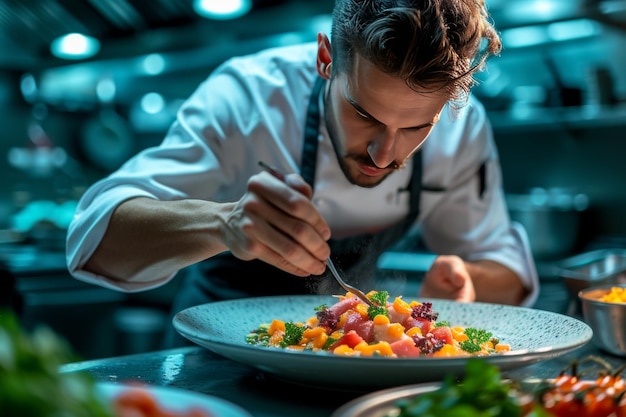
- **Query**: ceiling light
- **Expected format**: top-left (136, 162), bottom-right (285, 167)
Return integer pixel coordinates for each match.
top-left (547, 19), bottom-right (600, 41)
top-left (50, 33), bottom-right (100, 60)
top-left (20, 74), bottom-right (38, 101)
top-left (498, 0), bottom-right (581, 25)
top-left (193, 0), bottom-right (252, 20)
top-left (141, 54), bottom-right (166, 75)
top-left (501, 18), bottom-right (600, 48)
top-left (141, 92), bottom-right (165, 114)
top-left (96, 78), bottom-right (116, 103)
top-left (501, 26), bottom-right (549, 48)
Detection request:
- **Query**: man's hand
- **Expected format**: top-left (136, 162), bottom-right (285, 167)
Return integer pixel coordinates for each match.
top-left (419, 255), bottom-right (476, 302)
top-left (223, 171), bottom-right (332, 277)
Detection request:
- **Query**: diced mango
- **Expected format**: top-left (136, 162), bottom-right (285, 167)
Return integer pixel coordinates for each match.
top-left (392, 297), bottom-right (412, 315)
top-left (337, 312), bottom-right (348, 328)
top-left (303, 327), bottom-right (329, 349)
top-left (406, 327), bottom-right (422, 337)
top-left (355, 341), bottom-right (394, 357)
top-left (355, 303), bottom-right (369, 318)
top-left (268, 319), bottom-right (285, 335)
top-left (330, 330), bottom-right (344, 339)
top-left (386, 323), bottom-right (405, 340)
top-left (333, 344), bottom-right (359, 356)
top-left (433, 343), bottom-right (461, 357)
top-left (373, 315), bottom-right (390, 325)
top-left (495, 343), bottom-right (511, 352)
top-left (451, 327), bottom-right (469, 342)
top-left (306, 316), bottom-right (319, 327)
top-left (303, 327), bottom-right (325, 338)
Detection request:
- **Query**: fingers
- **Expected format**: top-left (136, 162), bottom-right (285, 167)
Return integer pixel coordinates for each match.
top-left (284, 173), bottom-right (313, 199)
top-left (240, 207), bottom-right (329, 275)
top-left (225, 171), bottom-right (332, 276)
top-left (248, 172), bottom-right (331, 242)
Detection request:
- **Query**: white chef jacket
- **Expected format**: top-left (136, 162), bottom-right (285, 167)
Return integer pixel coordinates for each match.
top-left (66, 42), bottom-right (539, 306)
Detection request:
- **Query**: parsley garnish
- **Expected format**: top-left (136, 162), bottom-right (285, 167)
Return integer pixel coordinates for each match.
top-left (367, 291), bottom-right (389, 319)
top-left (280, 322), bottom-right (306, 347)
top-left (460, 328), bottom-right (493, 353)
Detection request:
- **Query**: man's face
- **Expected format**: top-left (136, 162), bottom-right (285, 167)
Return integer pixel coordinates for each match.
top-left (324, 54), bottom-right (450, 188)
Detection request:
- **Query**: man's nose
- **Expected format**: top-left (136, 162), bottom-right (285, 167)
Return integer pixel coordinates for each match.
top-left (367, 130), bottom-right (397, 168)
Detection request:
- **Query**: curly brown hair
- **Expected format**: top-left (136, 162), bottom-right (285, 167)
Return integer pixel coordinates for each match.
top-left (330, 0), bottom-right (502, 102)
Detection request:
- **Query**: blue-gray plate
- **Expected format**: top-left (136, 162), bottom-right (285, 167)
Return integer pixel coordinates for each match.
top-left (173, 295), bottom-right (592, 390)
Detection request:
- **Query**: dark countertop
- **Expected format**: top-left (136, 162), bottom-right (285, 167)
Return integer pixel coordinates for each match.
top-left (60, 340), bottom-right (625, 417)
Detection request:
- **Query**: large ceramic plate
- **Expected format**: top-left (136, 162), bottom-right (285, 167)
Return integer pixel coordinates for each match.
top-left (97, 382), bottom-right (252, 417)
top-left (173, 295), bottom-right (592, 390)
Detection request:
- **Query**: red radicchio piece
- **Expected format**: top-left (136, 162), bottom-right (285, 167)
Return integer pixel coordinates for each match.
top-left (411, 302), bottom-right (439, 322)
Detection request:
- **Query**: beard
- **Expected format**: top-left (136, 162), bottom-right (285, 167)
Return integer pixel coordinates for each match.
top-left (323, 98), bottom-right (399, 189)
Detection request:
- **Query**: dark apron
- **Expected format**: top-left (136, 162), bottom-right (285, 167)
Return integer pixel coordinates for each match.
top-left (164, 77), bottom-right (423, 347)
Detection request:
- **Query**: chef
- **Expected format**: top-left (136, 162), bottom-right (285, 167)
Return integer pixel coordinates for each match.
top-left (66, 0), bottom-right (538, 346)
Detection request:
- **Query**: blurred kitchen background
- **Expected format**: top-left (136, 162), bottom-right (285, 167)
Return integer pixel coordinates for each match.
top-left (1, 0), bottom-right (625, 360)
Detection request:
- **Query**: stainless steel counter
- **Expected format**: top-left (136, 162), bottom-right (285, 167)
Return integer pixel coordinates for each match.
top-left (60, 340), bottom-right (625, 417)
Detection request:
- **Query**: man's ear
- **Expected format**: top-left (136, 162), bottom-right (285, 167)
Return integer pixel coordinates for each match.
top-left (316, 32), bottom-right (333, 79)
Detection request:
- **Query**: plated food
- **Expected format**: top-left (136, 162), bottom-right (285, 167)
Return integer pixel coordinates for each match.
top-left (246, 291), bottom-right (511, 358)
top-left (173, 295), bottom-right (593, 389)
top-left (332, 357), bottom-right (626, 417)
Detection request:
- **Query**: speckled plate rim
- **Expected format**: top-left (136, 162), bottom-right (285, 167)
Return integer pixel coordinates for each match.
top-left (173, 295), bottom-right (592, 389)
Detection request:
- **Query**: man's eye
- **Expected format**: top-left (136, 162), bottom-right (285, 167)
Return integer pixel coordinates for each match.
top-left (356, 109), bottom-right (370, 120)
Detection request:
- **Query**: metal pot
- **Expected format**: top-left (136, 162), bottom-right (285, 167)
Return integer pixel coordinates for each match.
top-left (507, 188), bottom-right (589, 261)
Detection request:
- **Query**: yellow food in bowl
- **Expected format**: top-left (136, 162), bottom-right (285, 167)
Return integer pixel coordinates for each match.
top-left (599, 286), bottom-right (626, 303)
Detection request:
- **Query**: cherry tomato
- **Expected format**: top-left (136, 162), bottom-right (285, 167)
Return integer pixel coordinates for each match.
top-left (543, 391), bottom-right (584, 417)
top-left (552, 374), bottom-right (579, 392)
top-left (596, 374), bottom-right (626, 392)
top-left (585, 391), bottom-right (617, 417)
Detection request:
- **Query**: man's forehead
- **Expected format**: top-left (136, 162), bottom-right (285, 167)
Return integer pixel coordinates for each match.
top-left (339, 58), bottom-right (449, 127)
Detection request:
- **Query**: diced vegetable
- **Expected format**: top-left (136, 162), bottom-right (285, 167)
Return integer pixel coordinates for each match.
top-left (246, 291), bottom-right (511, 358)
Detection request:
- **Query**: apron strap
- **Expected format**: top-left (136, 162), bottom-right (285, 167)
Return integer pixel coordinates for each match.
top-left (300, 76), bottom-right (325, 186)
top-left (408, 151), bottom-right (423, 220)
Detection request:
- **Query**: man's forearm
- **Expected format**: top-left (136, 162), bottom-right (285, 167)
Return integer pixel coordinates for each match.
top-left (465, 260), bottom-right (528, 305)
top-left (84, 197), bottom-right (233, 284)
